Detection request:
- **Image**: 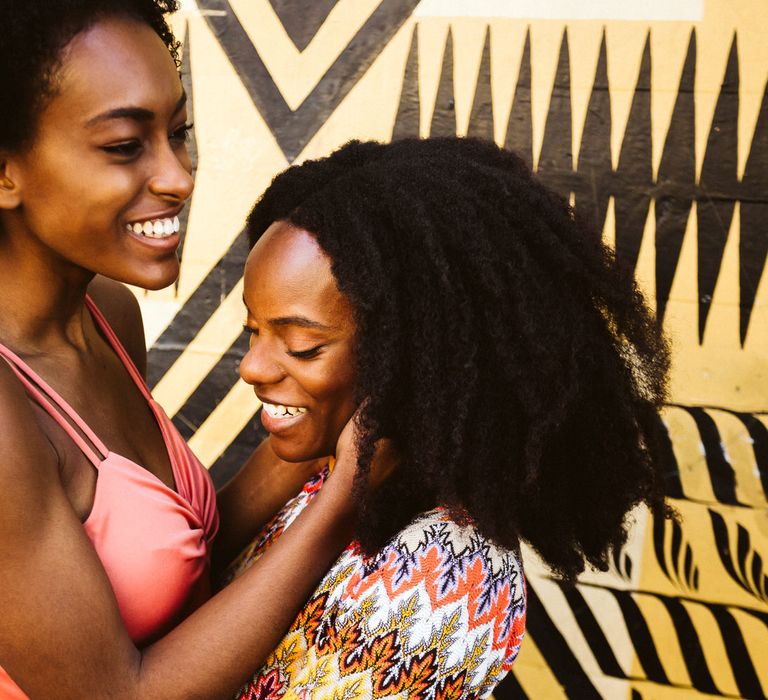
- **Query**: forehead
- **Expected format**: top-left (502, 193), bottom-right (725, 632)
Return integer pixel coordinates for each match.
top-left (47, 16), bottom-right (182, 123)
top-left (244, 222), bottom-right (349, 318)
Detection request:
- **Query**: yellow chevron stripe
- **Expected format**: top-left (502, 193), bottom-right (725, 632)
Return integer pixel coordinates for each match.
top-left (510, 633), bottom-right (568, 699)
top-left (707, 409), bottom-right (767, 507)
top-left (729, 607), bottom-right (768, 697)
top-left (628, 679), bottom-right (740, 699)
top-left (152, 278), bottom-right (245, 417)
top-left (634, 593), bottom-right (692, 687)
top-left (188, 379), bottom-right (261, 468)
top-left (680, 600), bottom-right (740, 696)
top-left (661, 407), bottom-right (719, 504)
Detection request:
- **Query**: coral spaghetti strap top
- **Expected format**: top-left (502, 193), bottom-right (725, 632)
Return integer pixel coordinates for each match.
top-left (0, 296), bottom-right (219, 699)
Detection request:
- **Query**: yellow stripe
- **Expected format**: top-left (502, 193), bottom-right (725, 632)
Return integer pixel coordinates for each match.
top-left (628, 679), bottom-right (739, 699)
top-left (187, 379), bottom-right (262, 469)
top-left (152, 278), bottom-right (245, 417)
top-left (679, 600), bottom-right (740, 697)
top-left (661, 406), bottom-right (719, 504)
top-left (633, 593), bottom-right (692, 687)
top-left (511, 633), bottom-right (568, 699)
top-left (729, 607), bottom-right (768, 697)
top-left (707, 409), bottom-right (767, 507)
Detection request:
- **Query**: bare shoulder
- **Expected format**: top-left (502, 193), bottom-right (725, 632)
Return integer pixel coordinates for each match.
top-left (0, 360), bottom-right (60, 517)
top-left (87, 276), bottom-right (147, 377)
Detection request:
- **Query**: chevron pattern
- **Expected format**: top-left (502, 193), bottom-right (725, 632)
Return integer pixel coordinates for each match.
top-left (147, 4), bottom-right (768, 697)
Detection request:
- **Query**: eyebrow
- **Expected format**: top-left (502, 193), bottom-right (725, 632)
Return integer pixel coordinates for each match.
top-left (270, 316), bottom-right (335, 331)
top-left (85, 91), bottom-right (187, 127)
top-left (242, 296), bottom-right (335, 331)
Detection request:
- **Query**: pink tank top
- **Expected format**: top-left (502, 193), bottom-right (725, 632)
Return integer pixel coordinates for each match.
top-left (0, 297), bottom-right (219, 698)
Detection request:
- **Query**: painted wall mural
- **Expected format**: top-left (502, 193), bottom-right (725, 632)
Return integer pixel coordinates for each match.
top-left (138, 1), bottom-right (768, 697)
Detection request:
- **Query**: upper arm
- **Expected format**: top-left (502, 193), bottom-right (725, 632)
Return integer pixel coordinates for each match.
top-left (0, 365), bottom-right (142, 697)
top-left (87, 275), bottom-right (148, 377)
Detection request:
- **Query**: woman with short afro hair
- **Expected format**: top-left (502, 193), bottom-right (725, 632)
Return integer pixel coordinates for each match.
top-left (229, 136), bottom-right (672, 697)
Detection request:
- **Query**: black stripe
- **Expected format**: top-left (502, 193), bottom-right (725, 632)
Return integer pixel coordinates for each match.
top-left (175, 20), bottom-right (199, 294)
top-left (171, 332), bottom-right (250, 441)
top-left (611, 590), bottom-right (669, 684)
top-left (654, 29), bottom-right (696, 324)
top-left (429, 29), bottom-right (456, 137)
top-left (732, 411), bottom-right (768, 501)
top-left (524, 585), bottom-right (602, 698)
top-left (391, 27), bottom-right (420, 141)
top-left (684, 407), bottom-right (738, 504)
top-left (147, 229), bottom-right (249, 388)
top-left (209, 414), bottom-right (265, 489)
top-left (659, 597), bottom-right (719, 694)
top-left (657, 416), bottom-right (684, 498)
top-left (199, 0), bottom-right (420, 161)
top-left (562, 585), bottom-right (626, 679)
top-left (696, 34), bottom-right (738, 341)
top-left (613, 32), bottom-right (652, 275)
top-left (493, 668), bottom-right (529, 699)
top-left (652, 514), bottom-right (672, 582)
top-left (709, 607), bottom-right (765, 699)
top-left (537, 30), bottom-right (576, 200)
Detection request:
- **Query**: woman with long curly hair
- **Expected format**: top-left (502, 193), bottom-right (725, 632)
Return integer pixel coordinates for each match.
top-left (0, 2), bottom-right (377, 697)
top-left (228, 136), bottom-right (671, 698)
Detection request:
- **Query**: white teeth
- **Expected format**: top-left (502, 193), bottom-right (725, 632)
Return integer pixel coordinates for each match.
top-left (126, 217), bottom-right (180, 239)
top-left (262, 402), bottom-right (308, 419)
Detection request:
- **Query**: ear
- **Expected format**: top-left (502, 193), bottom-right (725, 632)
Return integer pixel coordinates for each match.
top-left (0, 155), bottom-right (22, 209)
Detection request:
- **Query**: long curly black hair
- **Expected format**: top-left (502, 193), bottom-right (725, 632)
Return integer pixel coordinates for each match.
top-left (0, 0), bottom-right (179, 152)
top-left (248, 137), bottom-right (671, 582)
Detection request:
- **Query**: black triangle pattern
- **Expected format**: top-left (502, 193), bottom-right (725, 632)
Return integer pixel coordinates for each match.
top-left (390, 26), bottom-right (768, 344)
top-left (268, 0), bottom-right (340, 52)
top-left (654, 30), bottom-right (696, 326)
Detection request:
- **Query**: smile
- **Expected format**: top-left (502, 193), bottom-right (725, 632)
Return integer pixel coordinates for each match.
top-left (125, 216), bottom-right (180, 239)
top-left (262, 402), bottom-right (308, 418)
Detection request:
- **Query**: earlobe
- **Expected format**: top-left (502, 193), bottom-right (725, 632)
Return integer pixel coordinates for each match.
top-left (0, 157), bottom-right (22, 209)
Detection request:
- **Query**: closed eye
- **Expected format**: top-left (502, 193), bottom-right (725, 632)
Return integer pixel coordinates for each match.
top-left (287, 345), bottom-right (324, 360)
top-left (169, 122), bottom-right (194, 144)
top-left (101, 140), bottom-right (142, 158)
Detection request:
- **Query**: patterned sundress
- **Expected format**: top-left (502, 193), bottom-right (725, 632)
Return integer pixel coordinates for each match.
top-left (225, 465), bottom-right (526, 700)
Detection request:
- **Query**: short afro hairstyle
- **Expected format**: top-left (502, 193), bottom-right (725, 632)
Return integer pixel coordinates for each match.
top-left (247, 137), bottom-right (672, 582)
top-left (0, 0), bottom-right (179, 152)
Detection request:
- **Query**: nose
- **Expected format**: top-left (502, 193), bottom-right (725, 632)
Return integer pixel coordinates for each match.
top-left (240, 337), bottom-right (285, 387)
top-left (147, 141), bottom-right (194, 203)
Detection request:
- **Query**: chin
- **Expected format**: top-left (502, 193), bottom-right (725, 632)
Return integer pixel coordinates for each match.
top-left (132, 260), bottom-right (180, 290)
top-left (269, 435), bottom-right (333, 463)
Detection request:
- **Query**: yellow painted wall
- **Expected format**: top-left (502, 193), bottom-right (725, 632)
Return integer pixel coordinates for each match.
top-left (140, 2), bottom-right (768, 697)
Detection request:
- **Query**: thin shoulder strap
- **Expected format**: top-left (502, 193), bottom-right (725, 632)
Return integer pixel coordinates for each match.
top-left (85, 295), bottom-right (152, 401)
top-left (0, 347), bottom-right (107, 467)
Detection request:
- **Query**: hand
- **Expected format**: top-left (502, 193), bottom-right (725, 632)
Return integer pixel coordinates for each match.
top-left (329, 409), bottom-right (398, 494)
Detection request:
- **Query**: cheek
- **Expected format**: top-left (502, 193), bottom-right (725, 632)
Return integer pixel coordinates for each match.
top-left (304, 363), bottom-right (357, 416)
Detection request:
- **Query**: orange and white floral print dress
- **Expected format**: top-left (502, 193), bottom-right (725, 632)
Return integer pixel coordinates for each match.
top-left (225, 466), bottom-right (526, 700)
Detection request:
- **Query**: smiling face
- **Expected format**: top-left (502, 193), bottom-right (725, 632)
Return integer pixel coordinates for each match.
top-left (0, 15), bottom-right (193, 290)
top-left (240, 221), bottom-right (358, 462)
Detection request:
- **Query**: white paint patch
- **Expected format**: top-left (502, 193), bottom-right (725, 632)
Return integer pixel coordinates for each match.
top-left (178, 0), bottom-right (227, 16)
top-left (414, 0), bottom-right (703, 21)
top-left (137, 298), bottom-right (182, 349)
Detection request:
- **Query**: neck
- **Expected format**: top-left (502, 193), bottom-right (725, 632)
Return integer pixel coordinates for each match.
top-left (0, 232), bottom-right (95, 354)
